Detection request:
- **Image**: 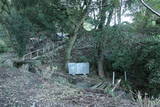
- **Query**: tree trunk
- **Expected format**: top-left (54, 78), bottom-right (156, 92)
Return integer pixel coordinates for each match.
top-left (117, 0), bottom-right (122, 24)
top-left (96, 0), bottom-right (114, 78)
top-left (65, 34), bottom-right (78, 71)
top-left (64, 1), bottom-right (90, 72)
top-left (96, 0), bottom-right (108, 78)
top-left (98, 53), bottom-right (105, 78)
top-left (106, 9), bottom-right (114, 26)
top-left (65, 18), bottom-right (84, 72)
top-left (64, 18), bottom-right (85, 72)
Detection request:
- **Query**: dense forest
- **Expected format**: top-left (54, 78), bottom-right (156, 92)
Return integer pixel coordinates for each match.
top-left (0, 0), bottom-right (160, 106)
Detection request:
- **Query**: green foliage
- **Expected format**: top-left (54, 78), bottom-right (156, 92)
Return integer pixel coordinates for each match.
top-left (0, 39), bottom-right (8, 53)
top-left (91, 21), bottom-right (160, 96)
top-left (12, 0), bottom-right (39, 9)
top-left (4, 10), bottom-right (33, 56)
top-left (93, 26), bottom-right (125, 51)
top-left (109, 33), bottom-right (160, 96)
top-left (104, 85), bottom-right (115, 97)
top-left (143, 26), bottom-right (160, 35)
top-left (145, 0), bottom-right (160, 12)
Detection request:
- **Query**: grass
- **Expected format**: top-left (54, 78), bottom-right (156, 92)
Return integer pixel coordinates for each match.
top-left (136, 91), bottom-right (160, 107)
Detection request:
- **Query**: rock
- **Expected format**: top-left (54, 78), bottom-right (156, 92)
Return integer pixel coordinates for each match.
top-left (13, 59), bottom-right (41, 68)
top-left (13, 59), bottom-right (32, 68)
top-left (42, 69), bottom-right (54, 79)
top-left (42, 65), bottom-right (58, 79)
top-left (46, 66), bottom-right (58, 72)
top-left (114, 89), bottom-right (133, 100)
top-left (3, 59), bottom-right (13, 67)
top-left (46, 66), bottom-right (51, 71)
top-left (75, 81), bottom-right (92, 89)
top-left (33, 60), bottom-right (42, 66)
top-left (30, 102), bottom-right (36, 107)
top-left (28, 64), bottom-right (37, 73)
top-left (19, 64), bottom-right (29, 72)
top-left (51, 66), bottom-right (58, 71)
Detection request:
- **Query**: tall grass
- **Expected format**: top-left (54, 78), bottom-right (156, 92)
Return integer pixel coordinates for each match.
top-left (136, 91), bottom-right (160, 107)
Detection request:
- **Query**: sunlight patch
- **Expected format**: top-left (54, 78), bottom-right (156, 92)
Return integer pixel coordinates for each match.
top-left (83, 22), bottom-right (95, 31)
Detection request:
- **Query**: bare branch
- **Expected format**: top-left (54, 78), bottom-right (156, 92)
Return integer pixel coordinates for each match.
top-left (140, 0), bottom-right (160, 17)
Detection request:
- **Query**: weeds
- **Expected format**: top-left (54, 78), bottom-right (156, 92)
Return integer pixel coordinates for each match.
top-left (136, 91), bottom-right (160, 107)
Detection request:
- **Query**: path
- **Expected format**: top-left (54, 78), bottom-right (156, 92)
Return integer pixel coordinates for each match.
top-left (0, 67), bottom-right (138, 107)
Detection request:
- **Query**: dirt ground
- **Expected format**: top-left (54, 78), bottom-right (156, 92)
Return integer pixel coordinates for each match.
top-left (0, 67), bottom-right (138, 107)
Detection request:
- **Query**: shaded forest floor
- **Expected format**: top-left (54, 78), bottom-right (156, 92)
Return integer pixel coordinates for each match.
top-left (0, 66), bottom-right (139, 107)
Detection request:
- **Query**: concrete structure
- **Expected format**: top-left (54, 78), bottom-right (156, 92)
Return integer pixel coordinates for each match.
top-left (68, 63), bottom-right (89, 75)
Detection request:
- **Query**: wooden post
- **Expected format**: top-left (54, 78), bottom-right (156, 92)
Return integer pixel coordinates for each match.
top-left (52, 44), bottom-right (54, 49)
top-left (23, 56), bottom-right (25, 61)
top-left (112, 71), bottom-right (115, 85)
top-left (124, 72), bottom-right (127, 81)
top-left (43, 48), bottom-right (45, 53)
top-left (30, 53), bottom-right (32, 59)
top-left (37, 51), bottom-right (39, 57)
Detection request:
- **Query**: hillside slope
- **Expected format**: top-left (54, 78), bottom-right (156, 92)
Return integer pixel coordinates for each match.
top-left (0, 67), bottom-right (138, 107)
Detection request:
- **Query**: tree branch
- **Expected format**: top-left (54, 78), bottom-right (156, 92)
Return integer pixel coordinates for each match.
top-left (140, 0), bottom-right (160, 17)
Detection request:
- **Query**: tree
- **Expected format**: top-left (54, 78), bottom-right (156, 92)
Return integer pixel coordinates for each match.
top-left (59, 0), bottom-right (92, 71)
top-left (93, 0), bottom-right (121, 78)
top-left (4, 10), bottom-right (33, 56)
top-left (0, 0), bottom-right (34, 56)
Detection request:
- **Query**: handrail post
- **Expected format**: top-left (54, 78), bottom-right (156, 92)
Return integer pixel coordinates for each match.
top-left (37, 51), bottom-right (39, 57)
top-left (43, 48), bottom-right (45, 53)
top-left (23, 56), bottom-right (25, 60)
top-left (30, 53), bottom-right (32, 59)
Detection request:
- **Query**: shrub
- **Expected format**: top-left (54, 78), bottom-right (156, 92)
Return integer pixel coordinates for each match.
top-left (0, 39), bottom-right (8, 53)
top-left (2, 9), bottom-right (33, 57)
top-left (109, 34), bottom-right (160, 97)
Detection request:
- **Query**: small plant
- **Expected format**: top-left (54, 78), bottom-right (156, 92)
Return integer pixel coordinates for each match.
top-left (0, 40), bottom-right (8, 53)
top-left (104, 84), bottom-right (115, 96)
top-left (3, 9), bottom-right (33, 57)
top-left (104, 79), bottom-right (121, 97)
top-left (136, 91), bottom-right (160, 107)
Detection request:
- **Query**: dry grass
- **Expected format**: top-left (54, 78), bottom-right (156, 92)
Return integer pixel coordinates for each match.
top-left (0, 67), bottom-right (139, 107)
top-left (136, 91), bottom-right (160, 107)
